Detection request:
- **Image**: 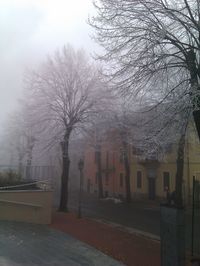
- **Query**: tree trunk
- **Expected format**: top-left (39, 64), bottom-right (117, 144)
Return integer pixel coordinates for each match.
top-left (18, 160), bottom-right (22, 177)
top-left (174, 49), bottom-right (198, 207)
top-left (175, 132), bottom-right (186, 207)
top-left (187, 49), bottom-right (200, 140)
top-left (59, 132), bottom-right (71, 212)
top-left (96, 144), bottom-right (104, 198)
top-left (123, 143), bottom-right (131, 203)
top-left (26, 138), bottom-right (35, 180)
top-left (25, 153), bottom-right (32, 180)
top-left (18, 152), bottom-right (23, 177)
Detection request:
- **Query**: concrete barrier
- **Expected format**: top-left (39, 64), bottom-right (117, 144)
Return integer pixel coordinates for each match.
top-left (0, 190), bottom-right (53, 224)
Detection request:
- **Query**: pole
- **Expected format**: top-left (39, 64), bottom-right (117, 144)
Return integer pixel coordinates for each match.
top-left (78, 167), bottom-right (83, 218)
top-left (191, 176), bottom-right (195, 257)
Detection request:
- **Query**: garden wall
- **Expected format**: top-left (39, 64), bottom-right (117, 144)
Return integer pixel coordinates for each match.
top-left (0, 190), bottom-right (53, 224)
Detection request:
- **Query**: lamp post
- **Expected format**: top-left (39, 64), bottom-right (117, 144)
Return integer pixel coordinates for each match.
top-left (78, 158), bottom-right (84, 218)
top-left (193, 110), bottom-right (200, 140)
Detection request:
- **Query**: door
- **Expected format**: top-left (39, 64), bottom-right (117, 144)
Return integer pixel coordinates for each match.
top-left (148, 178), bottom-right (156, 200)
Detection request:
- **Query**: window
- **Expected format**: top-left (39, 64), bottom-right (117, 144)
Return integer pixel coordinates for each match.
top-left (163, 172), bottom-right (170, 191)
top-left (137, 171), bottom-right (142, 188)
top-left (105, 173), bottom-right (109, 185)
top-left (94, 151), bottom-right (98, 163)
top-left (95, 172), bottom-right (98, 184)
top-left (106, 151), bottom-right (109, 167)
top-left (132, 146), bottom-right (143, 156)
top-left (119, 148), bottom-right (124, 163)
top-left (120, 173), bottom-right (123, 187)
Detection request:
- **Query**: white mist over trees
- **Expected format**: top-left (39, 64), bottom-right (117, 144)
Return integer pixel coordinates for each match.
top-left (1, 103), bottom-right (37, 178)
top-left (22, 45), bottom-right (108, 211)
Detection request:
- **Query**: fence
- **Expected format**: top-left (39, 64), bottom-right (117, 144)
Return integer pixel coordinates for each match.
top-left (0, 165), bottom-right (55, 180)
top-left (0, 164), bottom-right (60, 206)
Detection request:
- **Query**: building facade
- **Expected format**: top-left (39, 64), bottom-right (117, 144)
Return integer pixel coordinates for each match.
top-left (84, 124), bottom-right (200, 204)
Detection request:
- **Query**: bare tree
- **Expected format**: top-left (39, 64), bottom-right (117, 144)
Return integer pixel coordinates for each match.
top-left (90, 0), bottom-right (199, 96)
top-left (85, 120), bottom-right (107, 198)
top-left (2, 105), bottom-right (37, 178)
top-left (106, 98), bottom-right (136, 203)
top-left (24, 45), bottom-right (105, 212)
top-left (90, 0), bottom-right (200, 206)
top-left (84, 87), bottom-right (116, 199)
top-left (84, 93), bottom-right (135, 202)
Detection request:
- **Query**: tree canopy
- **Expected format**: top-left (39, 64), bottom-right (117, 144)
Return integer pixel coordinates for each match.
top-left (24, 45), bottom-right (106, 211)
top-left (90, 0), bottom-right (200, 110)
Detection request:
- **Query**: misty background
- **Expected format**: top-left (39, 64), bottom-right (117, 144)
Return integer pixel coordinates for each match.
top-left (0, 0), bottom-right (96, 132)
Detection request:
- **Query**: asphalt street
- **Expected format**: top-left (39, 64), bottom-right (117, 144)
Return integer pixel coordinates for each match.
top-left (68, 191), bottom-right (161, 237)
top-left (68, 191), bottom-right (200, 254)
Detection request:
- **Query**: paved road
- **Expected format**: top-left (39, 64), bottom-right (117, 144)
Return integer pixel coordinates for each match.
top-left (0, 221), bottom-right (124, 266)
top-left (68, 191), bottom-right (200, 254)
top-left (68, 191), bottom-right (161, 237)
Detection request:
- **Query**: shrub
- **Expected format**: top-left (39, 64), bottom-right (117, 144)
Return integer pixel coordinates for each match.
top-left (0, 170), bottom-right (38, 190)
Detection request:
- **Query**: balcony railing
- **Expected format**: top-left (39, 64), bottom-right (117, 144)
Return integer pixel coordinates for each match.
top-left (136, 154), bottom-right (161, 166)
top-left (101, 167), bottom-right (115, 174)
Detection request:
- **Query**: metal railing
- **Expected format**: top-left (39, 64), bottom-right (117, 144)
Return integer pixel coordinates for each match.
top-left (0, 180), bottom-right (51, 191)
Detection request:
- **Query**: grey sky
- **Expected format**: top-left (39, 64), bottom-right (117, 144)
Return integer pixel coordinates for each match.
top-left (0, 0), bottom-right (96, 129)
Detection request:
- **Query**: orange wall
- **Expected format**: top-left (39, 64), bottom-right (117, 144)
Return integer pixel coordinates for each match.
top-left (84, 141), bottom-right (129, 198)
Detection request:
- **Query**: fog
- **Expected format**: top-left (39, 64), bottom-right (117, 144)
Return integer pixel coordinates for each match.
top-left (0, 0), bottom-right (96, 130)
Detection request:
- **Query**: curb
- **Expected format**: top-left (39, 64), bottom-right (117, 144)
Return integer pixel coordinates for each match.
top-left (91, 218), bottom-right (161, 242)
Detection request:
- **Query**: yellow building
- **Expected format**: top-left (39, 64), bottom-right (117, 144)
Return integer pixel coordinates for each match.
top-left (84, 123), bottom-right (200, 204)
top-left (131, 123), bottom-right (200, 204)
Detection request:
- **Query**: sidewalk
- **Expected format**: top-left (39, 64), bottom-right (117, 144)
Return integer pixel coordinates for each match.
top-left (0, 220), bottom-right (122, 266)
top-left (50, 211), bottom-right (160, 266)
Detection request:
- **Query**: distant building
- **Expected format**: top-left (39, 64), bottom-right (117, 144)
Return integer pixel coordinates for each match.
top-left (84, 123), bottom-right (200, 205)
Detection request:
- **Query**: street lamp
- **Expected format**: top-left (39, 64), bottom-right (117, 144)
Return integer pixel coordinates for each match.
top-left (193, 110), bottom-right (200, 140)
top-left (78, 158), bottom-right (84, 218)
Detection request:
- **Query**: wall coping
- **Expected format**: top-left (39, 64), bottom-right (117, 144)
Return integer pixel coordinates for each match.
top-left (0, 199), bottom-right (42, 208)
top-left (0, 189), bottom-right (53, 193)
